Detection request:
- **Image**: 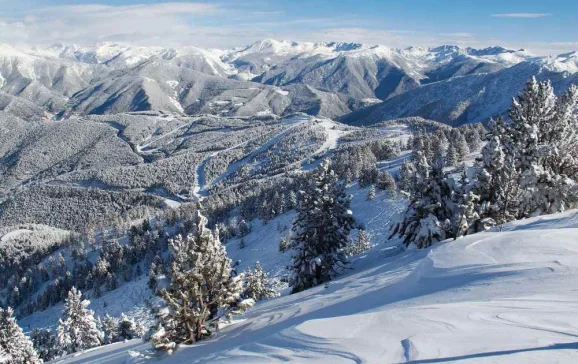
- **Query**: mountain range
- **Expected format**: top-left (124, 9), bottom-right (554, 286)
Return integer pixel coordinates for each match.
top-left (2, 39), bottom-right (578, 125)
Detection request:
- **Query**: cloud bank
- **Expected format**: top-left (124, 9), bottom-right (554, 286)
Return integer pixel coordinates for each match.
top-left (0, 2), bottom-right (571, 56)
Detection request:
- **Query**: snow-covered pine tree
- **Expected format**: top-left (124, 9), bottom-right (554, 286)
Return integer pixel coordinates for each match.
top-left (347, 229), bottom-right (372, 257)
top-left (102, 314), bottom-right (119, 344)
top-left (152, 209), bottom-right (253, 351)
top-left (0, 307), bottom-right (41, 364)
top-left (510, 78), bottom-right (578, 216)
top-left (389, 151), bottom-right (452, 249)
top-left (398, 160), bottom-right (415, 193)
top-left (31, 328), bottom-right (60, 362)
top-left (377, 171), bottom-right (396, 192)
top-left (244, 262), bottom-right (277, 301)
top-left (475, 128), bottom-right (522, 225)
top-left (446, 144), bottom-right (458, 167)
top-left (289, 159), bottom-right (355, 293)
top-left (118, 313), bottom-right (138, 341)
top-left (476, 78), bottom-right (578, 222)
top-left (445, 169), bottom-right (481, 238)
top-left (366, 185), bottom-right (376, 200)
top-left (288, 190), bottom-right (298, 209)
top-left (465, 128), bottom-right (482, 152)
top-left (451, 129), bottom-right (470, 162)
top-left (435, 129), bottom-right (449, 150)
top-left (57, 287), bottom-right (103, 354)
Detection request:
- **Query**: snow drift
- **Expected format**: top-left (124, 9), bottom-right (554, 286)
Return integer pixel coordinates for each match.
top-left (55, 210), bottom-right (578, 363)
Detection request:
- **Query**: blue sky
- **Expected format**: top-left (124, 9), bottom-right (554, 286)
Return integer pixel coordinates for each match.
top-left (0, 0), bottom-right (576, 54)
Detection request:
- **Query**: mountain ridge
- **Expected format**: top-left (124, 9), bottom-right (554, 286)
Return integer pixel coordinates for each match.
top-left (0, 39), bottom-right (576, 124)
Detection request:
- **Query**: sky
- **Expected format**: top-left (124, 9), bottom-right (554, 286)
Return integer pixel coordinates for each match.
top-left (0, 0), bottom-right (577, 55)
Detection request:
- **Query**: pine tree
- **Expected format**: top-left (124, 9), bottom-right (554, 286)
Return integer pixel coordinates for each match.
top-left (398, 160), bottom-right (415, 192)
top-left (376, 171), bottom-right (396, 192)
top-left (279, 236), bottom-right (291, 253)
top-left (509, 78), bottom-right (578, 216)
top-left (289, 159), bottom-right (355, 293)
top-left (288, 191), bottom-right (298, 209)
top-left (148, 267), bottom-right (159, 293)
top-left (102, 314), bottom-right (119, 344)
top-left (31, 328), bottom-right (60, 362)
top-left (366, 185), bottom-right (376, 201)
top-left (465, 128), bottom-right (482, 152)
top-left (0, 307), bottom-right (41, 364)
top-left (445, 144), bottom-right (458, 167)
top-left (244, 262), bottom-right (277, 301)
top-left (152, 210), bottom-right (253, 351)
top-left (475, 130), bottom-right (522, 224)
top-left (118, 313), bottom-right (138, 341)
top-left (57, 287), bottom-right (103, 354)
top-left (389, 151), bottom-right (452, 249)
top-left (476, 78), bottom-right (578, 221)
top-left (451, 130), bottom-right (470, 162)
top-left (347, 230), bottom-right (372, 257)
top-left (435, 129), bottom-right (449, 150)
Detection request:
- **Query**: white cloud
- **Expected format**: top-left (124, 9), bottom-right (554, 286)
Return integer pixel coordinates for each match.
top-left (0, 2), bottom-right (225, 46)
top-left (491, 13), bottom-right (552, 18)
top-left (0, 2), bottom-right (572, 56)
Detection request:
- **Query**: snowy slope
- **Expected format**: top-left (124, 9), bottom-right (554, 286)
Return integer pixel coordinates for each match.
top-left (53, 210), bottom-right (578, 363)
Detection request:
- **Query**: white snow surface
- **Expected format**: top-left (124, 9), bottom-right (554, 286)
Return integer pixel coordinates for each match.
top-left (0, 228), bottom-right (32, 242)
top-left (51, 209), bottom-right (578, 363)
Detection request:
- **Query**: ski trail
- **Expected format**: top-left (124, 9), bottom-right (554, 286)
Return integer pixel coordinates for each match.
top-left (192, 115), bottom-right (310, 200)
top-left (314, 119), bottom-right (350, 155)
top-left (136, 118), bottom-right (194, 152)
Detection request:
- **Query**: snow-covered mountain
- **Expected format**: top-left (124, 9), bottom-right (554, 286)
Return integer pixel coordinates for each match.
top-left (341, 61), bottom-right (578, 126)
top-left (0, 39), bottom-right (575, 124)
top-left (2, 35), bottom-right (578, 362)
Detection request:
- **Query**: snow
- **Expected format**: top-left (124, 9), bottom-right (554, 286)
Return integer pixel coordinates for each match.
top-left (314, 119), bottom-right (346, 155)
top-left (162, 199), bottom-right (181, 209)
top-left (56, 209), bottom-right (578, 363)
top-left (541, 52), bottom-right (578, 73)
top-left (165, 80), bottom-right (178, 89)
top-left (0, 228), bottom-right (32, 242)
top-left (20, 278), bottom-right (156, 334)
top-left (168, 97), bottom-right (184, 114)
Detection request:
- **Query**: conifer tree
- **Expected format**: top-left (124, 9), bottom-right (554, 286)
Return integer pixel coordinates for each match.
top-left (366, 185), bottom-right (376, 201)
top-left (377, 171), bottom-right (396, 192)
top-left (102, 314), bottom-right (119, 344)
top-left (57, 287), bottom-right (102, 354)
top-left (398, 160), bottom-right (415, 192)
top-left (347, 230), bottom-right (372, 257)
top-left (451, 130), bottom-right (470, 162)
top-left (446, 144), bottom-right (458, 167)
top-left (244, 262), bottom-right (277, 301)
top-left (476, 78), bottom-right (578, 221)
top-left (152, 210), bottom-right (253, 351)
top-left (389, 151), bottom-right (451, 249)
top-left (0, 307), bottom-right (41, 364)
top-left (118, 313), bottom-right (138, 341)
top-left (289, 159), bottom-right (355, 293)
top-left (31, 328), bottom-right (60, 362)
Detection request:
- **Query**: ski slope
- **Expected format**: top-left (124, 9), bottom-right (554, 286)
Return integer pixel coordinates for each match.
top-left (52, 210), bottom-right (578, 363)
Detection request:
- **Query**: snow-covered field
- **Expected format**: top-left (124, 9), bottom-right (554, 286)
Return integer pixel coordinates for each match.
top-left (51, 209), bottom-right (578, 363)
top-left (0, 228), bottom-right (32, 242)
